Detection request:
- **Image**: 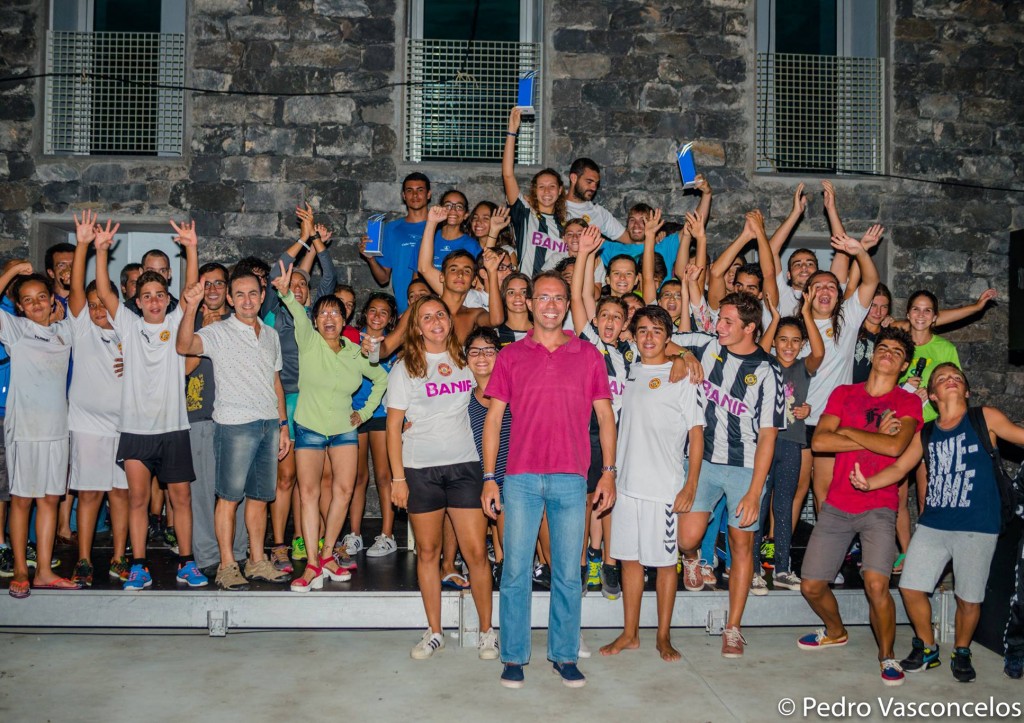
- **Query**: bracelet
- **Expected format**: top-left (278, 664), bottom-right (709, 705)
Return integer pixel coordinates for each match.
top-left (298, 239), bottom-right (311, 251)
top-left (393, 477), bottom-right (407, 482)
top-left (486, 234), bottom-right (497, 239)
top-left (601, 465), bottom-right (617, 474)
top-left (483, 472), bottom-right (496, 481)
top-left (279, 420), bottom-right (288, 428)
top-left (506, 132), bottom-right (518, 137)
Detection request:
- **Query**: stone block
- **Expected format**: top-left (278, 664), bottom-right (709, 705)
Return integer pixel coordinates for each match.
top-left (627, 137), bottom-right (676, 166)
top-left (243, 126), bottom-right (315, 156)
top-left (198, 0), bottom-right (252, 15)
top-left (80, 164), bottom-right (127, 185)
top-left (0, 95), bottom-right (33, 121)
top-left (191, 69), bottom-right (232, 93)
top-left (275, 41), bottom-right (361, 69)
top-left (313, 0), bottom-right (370, 18)
top-left (549, 53), bottom-right (610, 81)
top-left (193, 96), bottom-right (276, 125)
top-left (34, 163), bottom-right (81, 183)
top-left (284, 157), bottom-right (337, 181)
top-left (222, 156), bottom-right (285, 182)
top-left (221, 212), bottom-right (281, 238)
top-left (640, 82), bottom-right (680, 111)
top-left (0, 182), bottom-right (39, 211)
top-left (190, 17), bottom-right (228, 41)
top-left (362, 45), bottom-right (394, 72)
top-left (243, 182), bottom-right (308, 212)
top-left (283, 96), bottom-right (356, 125)
top-left (360, 182), bottom-right (399, 211)
top-left (227, 15), bottom-right (289, 40)
top-left (608, 5), bottom-right (663, 30)
top-left (192, 41), bottom-right (244, 70)
top-left (315, 124), bottom-right (373, 157)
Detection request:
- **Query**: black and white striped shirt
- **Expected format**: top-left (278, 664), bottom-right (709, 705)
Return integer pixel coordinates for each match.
top-left (672, 332), bottom-right (785, 468)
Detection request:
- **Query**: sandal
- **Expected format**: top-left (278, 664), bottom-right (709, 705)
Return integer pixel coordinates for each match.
top-left (892, 553), bottom-right (906, 574)
top-left (290, 563), bottom-right (324, 593)
top-left (32, 577), bottom-right (82, 590)
top-left (56, 533), bottom-right (78, 547)
top-left (8, 579), bottom-right (30, 599)
top-left (441, 572), bottom-right (471, 590)
top-left (320, 555), bottom-right (353, 583)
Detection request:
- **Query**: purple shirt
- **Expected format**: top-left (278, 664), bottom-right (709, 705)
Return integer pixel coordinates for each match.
top-left (486, 330), bottom-right (611, 477)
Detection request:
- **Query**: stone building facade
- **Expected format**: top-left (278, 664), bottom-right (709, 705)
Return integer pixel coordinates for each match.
top-left (1, 0), bottom-right (1022, 413)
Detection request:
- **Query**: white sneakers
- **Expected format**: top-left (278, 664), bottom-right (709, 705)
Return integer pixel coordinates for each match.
top-left (411, 629), bottom-right (445, 660)
top-left (341, 533), bottom-right (363, 555)
top-left (366, 534), bottom-right (398, 558)
top-left (478, 628), bottom-right (499, 660)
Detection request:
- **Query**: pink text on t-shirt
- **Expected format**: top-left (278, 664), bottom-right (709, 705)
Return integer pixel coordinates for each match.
top-left (425, 379), bottom-right (472, 398)
top-left (531, 231), bottom-right (566, 254)
top-left (703, 380), bottom-right (749, 417)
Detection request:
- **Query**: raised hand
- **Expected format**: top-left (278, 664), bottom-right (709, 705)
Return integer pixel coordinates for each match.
top-left (792, 182), bottom-right (808, 216)
top-left (684, 263), bottom-right (703, 283)
top-left (358, 236), bottom-right (373, 259)
top-left (977, 288), bottom-right (997, 307)
top-left (860, 224), bottom-right (885, 250)
top-left (830, 232), bottom-right (865, 256)
top-left (684, 211), bottom-right (705, 241)
top-left (314, 223), bottom-right (332, 246)
top-left (481, 248), bottom-right (501, 275)
top-left (577, 224), bottom-right (603, 257)
top-left (182, 281), bottom-right (204, 309)
top-left (644, 208), bottom-right (664, 240)
top-left (296, 203), bottom-right (315, 239)
top-left (507, 107), bottom-right (522, 135)
top-left (488, 205), bottom-right (511, 236)
top-left (10, 261), bottom-right (33, 277)
top-left (427, 205), bottom-right (448, 224)
top-left (169, 219), bottom-right (198, 247)
top-left (693, 174), bottom-right (711, 195)
top-left (271, 260), bottom-right (293, 295)
top-left (94, 219), bottom-right (120, 251)
top-left (74, 210), bottom-right (98, 246)
top-left (744, 209), bottom-right (766, 238)
top-left (822, 180), bottom-right (837, 212)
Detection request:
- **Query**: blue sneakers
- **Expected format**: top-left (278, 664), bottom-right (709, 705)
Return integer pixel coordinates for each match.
top-left (500, 663), bottom-right (525, 689)
top-left (1004, 655), bottom-right (1023, 680)
top-left (552, 662), bottom-right (586, 688)
top-left (880, 659), bottom-right (905, 687)
top-left (900, 637), bottom-right (940, 672)
top-left (123, 564), bottom-right (152, 591)
top-left (176, 561), bottom-right (209, 588)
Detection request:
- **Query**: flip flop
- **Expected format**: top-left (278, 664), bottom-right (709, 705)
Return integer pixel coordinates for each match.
top-left (8, 580), bottom-right (30, 599)
top-left (441, 572), bottom-right (470, 590)
top-left (892, 553), bottom-right (906, 574)
top-left (32, 577), bottom-right (82, 590)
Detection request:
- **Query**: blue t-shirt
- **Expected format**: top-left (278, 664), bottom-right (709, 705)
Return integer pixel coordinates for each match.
top-left (0, 296), bottom-right (14, 417)
top-left (599, 232), bottom-right (681, 272)
top-left (415, 231), bottom-right (480, 271)
top-left (379, 219), bottom-right (426, 313)
top-left (920, 414), bottom-right (1001, 534)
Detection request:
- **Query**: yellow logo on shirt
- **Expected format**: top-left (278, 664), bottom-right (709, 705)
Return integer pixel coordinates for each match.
top-left (625, 350), bottom-right (635, 362)
top-left (825, 328), bottom-right (834, 338)
top-left (648, 378), bottom-right (661, 390)
top-left (159, 330), bottom-right (170, 342)
top-left (582, 214), bottom-right (592, 224)
top-left (437, 363), bottom-right (452, 377)
top-left (744, 374), bottom-right (757, 386)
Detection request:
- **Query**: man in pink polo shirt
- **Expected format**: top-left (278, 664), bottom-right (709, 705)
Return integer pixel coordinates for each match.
top-left (482, 271), bottom-right (616, 690)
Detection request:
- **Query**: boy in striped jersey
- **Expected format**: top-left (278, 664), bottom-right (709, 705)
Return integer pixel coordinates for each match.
top-left (672, 292), bottom-right (785, 658)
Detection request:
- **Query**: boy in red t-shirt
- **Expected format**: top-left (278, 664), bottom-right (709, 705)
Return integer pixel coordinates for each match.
top-left (798, 327), bottom-right (922, 687)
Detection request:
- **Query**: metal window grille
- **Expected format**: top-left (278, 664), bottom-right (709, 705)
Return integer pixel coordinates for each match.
top-left (405, 39), bottom-right (541, 164)
top-left (756, 53), bottom-right (884, 175)
top-left (45, 31), bottom-right (185, 156)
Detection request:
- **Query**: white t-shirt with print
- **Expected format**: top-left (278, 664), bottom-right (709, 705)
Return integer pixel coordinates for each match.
top-left (113, 303), bottom-right (190, 435)
top-left (68, 305), bottom-right (122, 436)
top-left (565, 199), bottom-right (626, 240)
top-left (385, 351), bottom-right (478, 469)
top-left (805, 295), bottom-right (870, 425)
top-left (0, 311), bottom-right (72, 442)
top-left (196, 315), bottom-right (283, 425)
top-left (617, 362), bottom-right (705, 503)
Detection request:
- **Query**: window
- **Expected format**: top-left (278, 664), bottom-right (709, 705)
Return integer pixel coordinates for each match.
top-left (404, 0), bottom-right (542, 164)
top-left (45, 0), bottom-right (185, 156)
top-left (755, 0), bottom-right (884, 175)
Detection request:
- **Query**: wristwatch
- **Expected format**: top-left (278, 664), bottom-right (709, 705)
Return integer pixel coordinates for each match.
top-left (601, 465), bottom-right (617, 475)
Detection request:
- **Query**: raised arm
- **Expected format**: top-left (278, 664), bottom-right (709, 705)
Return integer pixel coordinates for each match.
top-left (175, 282), bottom-right (206, 357)
top-left (295, 203), bottom-right (318, 274)
top-left (750, 209), bottom-right (779, 308)
top-left (830, 228), bottom-right (880, 308)
top-left (359, 235), bottom-right (392, 286)
top-left (801, 290), bottom-right (825, 374)
top-left (70, 210), bottom-right (98, 317)
top-left (821, 181), bottom-right (852, 283)
top-left (708, 217), bottom-right (753, 309)
top-left (984, 406), bottom-right (1024, 446)
top-left (416, 205), bottom-right (447, 295)
top-left (641, 208), bottom-right (664, 304)
top-left (571, 225), bottom-right (602, 334)
top-left (311, 223), bottom-right (337, 300)
top-left (935, 289), bottom-right (997, 327)
top-left (501, 108), bottom-right (523, 205)
top-left (484, 206), bottom-right (511, 250)
top-left (759, 303), bottom-right (780, 354)
top-left (93, 233), bottom-right (119, 318)
top-left (768, 183), bottom-right (808, 271)
top-left (477, 249), bottom-right (506, 327)
top-left (693, 175), bottom-right (713, 231)
top-left (169, 219), bottom-right (200, 289)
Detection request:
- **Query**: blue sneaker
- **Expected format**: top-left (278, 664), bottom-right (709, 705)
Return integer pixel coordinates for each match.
top-left (176, 561), bottom-right (209, 588)
top-left (1004, 655), bottom-right (1023, 680)
top-left (900, 637), bottom-right (939, 672)
top-left (552, 661), bottom-right (586, 688)
top-left (500, 663), bottom-right (525, 689)
top-left (123, 564), bottom-right (152, 591)
top-left (880, 658), bottom-right (905, 687)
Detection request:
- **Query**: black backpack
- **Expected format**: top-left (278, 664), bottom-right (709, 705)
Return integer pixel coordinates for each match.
top-left (920, 406), bottom-right (1023, 533)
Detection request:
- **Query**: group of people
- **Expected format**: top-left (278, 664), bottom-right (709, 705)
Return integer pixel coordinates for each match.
top-left (0, 107), bottom-right (1021, 690)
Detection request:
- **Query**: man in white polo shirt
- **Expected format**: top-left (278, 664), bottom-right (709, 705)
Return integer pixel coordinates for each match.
top-left (176, 270), bottom-right (292, 591)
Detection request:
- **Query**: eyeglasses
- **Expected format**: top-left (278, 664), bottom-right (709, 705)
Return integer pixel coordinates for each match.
top-left (497, 263), bottom-right (515, 272)
top-left (443, 202), bottom-right (467, 212)
top-left (660, 292), bottom-right (682, 300)
top-left (204, 280), bottom-right (226, 288)
top-left (317, 309), bottom-right (343, 318)
top-left (533, 295), bottom-right (567, 304)
top-left (467, 347), bottom-right (497, 358)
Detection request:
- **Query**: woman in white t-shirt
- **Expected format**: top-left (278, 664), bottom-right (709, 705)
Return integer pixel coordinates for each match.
top-left (386, 295), bottom-right (496, 661)
top-left (803, 231), bottom-right (880, 513)
top-left (67, 212), bottom-right (128, 588)
top-left (0, 264), bottom-right (75, 598)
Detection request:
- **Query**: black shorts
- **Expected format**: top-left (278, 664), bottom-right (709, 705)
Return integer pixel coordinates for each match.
top-left (585, 433), bottom-right (602, 495)
top-left (406, 461), bottom-right (482, 514)
top-left (358, 416), bottom-right (387, 434)
top-left (805, 424), bottom-right (817, 449)
top-left (116, 430), bottom-right (196, 485)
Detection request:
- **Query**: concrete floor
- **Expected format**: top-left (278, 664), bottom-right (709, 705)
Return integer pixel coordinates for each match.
top-left (0, 625), bottom-right (1020, 722)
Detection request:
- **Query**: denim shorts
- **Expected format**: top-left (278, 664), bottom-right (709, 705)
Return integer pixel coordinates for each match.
top-left (293, 422), bottom-right (359, 450)
top-left (214, 419), bottom-right (279, 503)
top-left (285, 393), bottom-right (299, 440)
top-left (690, 460), bottom-right (764, 532)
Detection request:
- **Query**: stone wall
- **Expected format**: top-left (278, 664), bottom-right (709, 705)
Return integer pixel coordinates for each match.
top-left (1, 0), bottom-right (1022, 413)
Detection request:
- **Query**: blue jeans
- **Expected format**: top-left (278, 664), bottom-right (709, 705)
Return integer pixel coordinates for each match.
top-left (214, 419), bottom-right (279, 502)
top-left (500, 473), bottom-right (586, 665)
